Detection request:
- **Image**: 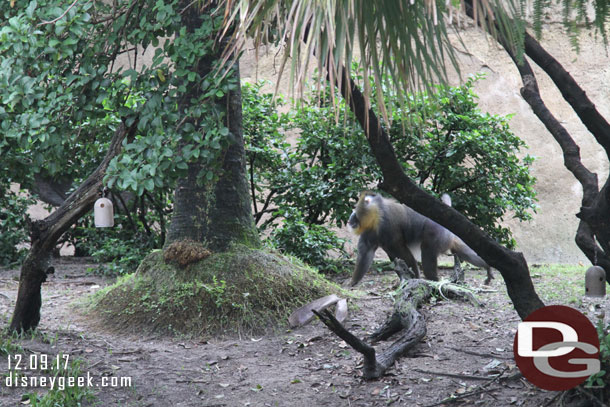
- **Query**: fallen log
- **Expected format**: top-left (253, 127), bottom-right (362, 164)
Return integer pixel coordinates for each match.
top-left (314, 279), bottom-right (480, 379)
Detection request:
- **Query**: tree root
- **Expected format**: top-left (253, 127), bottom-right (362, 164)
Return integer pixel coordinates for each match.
top-left (314, 279), bottom-right (480, 380)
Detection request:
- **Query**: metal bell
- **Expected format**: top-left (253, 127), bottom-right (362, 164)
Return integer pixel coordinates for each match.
top-left (94, 197), bottom-right (114, 227)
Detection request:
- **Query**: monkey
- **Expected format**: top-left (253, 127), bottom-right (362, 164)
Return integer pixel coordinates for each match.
top-left (347, 191), bottom-right (493, 286)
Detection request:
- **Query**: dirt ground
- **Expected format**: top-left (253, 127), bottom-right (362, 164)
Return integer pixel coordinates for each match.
top-left (0, 258), bottom-right (581, 406)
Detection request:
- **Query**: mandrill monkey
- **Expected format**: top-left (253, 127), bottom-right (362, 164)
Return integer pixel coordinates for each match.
top-left (348, 191), bottom-right (493, 286)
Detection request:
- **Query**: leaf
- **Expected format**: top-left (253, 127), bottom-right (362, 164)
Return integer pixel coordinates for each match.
top-left (26, 1), bottom-right (37, 18)
top-left (144, 179), bottom-right (154, 191)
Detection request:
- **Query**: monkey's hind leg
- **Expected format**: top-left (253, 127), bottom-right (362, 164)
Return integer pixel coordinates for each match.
top-left (421, 243), bottom-right (439, 281)
top-left (388, 245), bottom-right (420, 280)
top-left (483, 267), bottom-right (493, 285)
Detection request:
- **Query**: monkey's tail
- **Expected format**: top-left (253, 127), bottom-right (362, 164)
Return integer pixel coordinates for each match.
top-left (451, 238), bottom-right (488, 269)
top-left (452, 238), bottom-right (494, 283)
top-left (441, 193), bottom-right (452, 207)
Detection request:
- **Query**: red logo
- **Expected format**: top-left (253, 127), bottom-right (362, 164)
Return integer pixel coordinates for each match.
top-left (513, 305), bottom-right (600, 391)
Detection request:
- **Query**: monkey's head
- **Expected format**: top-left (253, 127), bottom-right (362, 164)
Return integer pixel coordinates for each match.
top-left (349, 191), bottom-right (381, 235)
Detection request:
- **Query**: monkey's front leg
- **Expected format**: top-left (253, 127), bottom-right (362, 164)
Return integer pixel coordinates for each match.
top-left (351, 235), bottom-right (378, 286)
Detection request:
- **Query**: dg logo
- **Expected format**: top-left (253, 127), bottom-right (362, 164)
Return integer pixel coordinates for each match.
top-left (513, 305), bottom-right (601, 391)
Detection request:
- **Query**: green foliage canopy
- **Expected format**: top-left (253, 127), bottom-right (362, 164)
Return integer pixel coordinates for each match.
top-left (0, 0), bottom-right (235, 266)
top-left (0, 0), bottom-right (236, 196)
top-left (243, 75), bottom-right (537, 259)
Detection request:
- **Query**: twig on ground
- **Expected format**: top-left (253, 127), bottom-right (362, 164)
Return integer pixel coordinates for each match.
top-left (412, 368), bottom-right (498, 381)
top-left (447, 346), bottom-right (513, 360)
top-left (423, 367), bottom-right (509, 407)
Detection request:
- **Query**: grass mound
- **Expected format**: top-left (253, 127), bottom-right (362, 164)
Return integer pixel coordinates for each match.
top-left (89, 244), bottom-right (342, 337)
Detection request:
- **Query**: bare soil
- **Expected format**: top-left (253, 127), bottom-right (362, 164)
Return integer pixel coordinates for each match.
top-left (0, 258), bottom-right (561, 406)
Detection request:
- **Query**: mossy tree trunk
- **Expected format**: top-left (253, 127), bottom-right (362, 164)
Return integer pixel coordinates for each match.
top-left (164, 2), bottom-right (260, 252)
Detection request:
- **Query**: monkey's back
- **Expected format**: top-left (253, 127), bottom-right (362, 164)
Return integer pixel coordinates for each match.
top-left (377, 198), bottom-right (427, 249)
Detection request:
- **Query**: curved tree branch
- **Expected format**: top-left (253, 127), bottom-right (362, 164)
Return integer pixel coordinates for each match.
top-left (523, 33), bottom-right (610, 156)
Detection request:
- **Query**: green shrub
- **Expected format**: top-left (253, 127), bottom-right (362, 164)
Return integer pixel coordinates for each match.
top-left (386, 74), bottom-right (537, 247)
top-left (243, 73), bottom-right (537, 269)
top-left (0, 185), bottom-right (34, 266)
top-left (585, 320), bottom-right (610, 391)
top-left (270, 207), bottom-right (346, 271)
top-left (89, 235), bottom-right (156, 276)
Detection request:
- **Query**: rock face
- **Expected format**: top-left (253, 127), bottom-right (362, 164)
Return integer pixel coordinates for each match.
top-left (239, 25), bottom-right (609, 265)
top-left (445, 27), bottom-right (609, 264)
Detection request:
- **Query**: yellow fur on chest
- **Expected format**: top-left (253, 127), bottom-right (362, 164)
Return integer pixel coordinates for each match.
top-left (355, 207), bottom-right (381, 235)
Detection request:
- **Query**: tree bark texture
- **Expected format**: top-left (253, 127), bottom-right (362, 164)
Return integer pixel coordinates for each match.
top-left (513, 61), bottom-right (610, 271)
top-left (164, 3), bottom-right (259, 251)
top-left (10, 123), bottom-right (134, 331)
top-left (336, 68), bottom-right (544, 320)
top-left (523, 33), bottom-right (610, 154)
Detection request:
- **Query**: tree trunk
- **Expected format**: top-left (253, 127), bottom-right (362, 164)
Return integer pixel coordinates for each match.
top-left (521, 34), bottom-right (610, 269)
top-left (336, 68), bottom-right (544, 320)
top-left (164, 3), bottom-right (259, 251)
top-left (10, 123), bottom-right (134, 331)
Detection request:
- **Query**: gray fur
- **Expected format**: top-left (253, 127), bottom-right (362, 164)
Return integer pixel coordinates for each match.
top-left (350, 192), bottom-right (493, 286)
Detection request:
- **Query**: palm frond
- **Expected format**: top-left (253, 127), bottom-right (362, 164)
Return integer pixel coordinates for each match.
top-left (219, 0), bottom-right (525, 123)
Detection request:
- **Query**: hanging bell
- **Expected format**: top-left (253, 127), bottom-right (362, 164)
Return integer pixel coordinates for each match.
top-left (585, 265), bottom-right (606, 298)
top-left (94, 197), bottom-right (114, 227)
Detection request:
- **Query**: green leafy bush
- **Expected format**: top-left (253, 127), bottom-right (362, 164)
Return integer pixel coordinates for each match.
top-left (0, 185), bottom-right (34, 266)
top-left (89, 236), bottom-right (155, 276)
top-left (0, 0), bottom-right (235, 270)
top-left (270, 207), bottom-right (346, 271)
top-left (386, 74), bottom-right (537, 247)
top-left (243, 74), bottom-right (537, 270)
top-left (585, 320), bottom-right (610, 391)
